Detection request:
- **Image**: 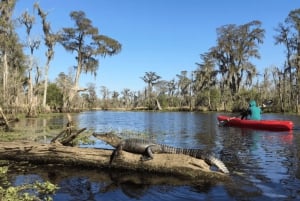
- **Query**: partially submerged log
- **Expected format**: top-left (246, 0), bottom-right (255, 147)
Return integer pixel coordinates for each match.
top-left (51, 113), bottom-right (87, 146)
top-left (51, 127), bottom-right (86, 145)
top-left (0, 141), bottom-right (228, 181)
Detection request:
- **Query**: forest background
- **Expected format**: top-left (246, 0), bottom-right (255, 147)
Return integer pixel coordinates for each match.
top-left (1, 1), bottom-right (300, 117)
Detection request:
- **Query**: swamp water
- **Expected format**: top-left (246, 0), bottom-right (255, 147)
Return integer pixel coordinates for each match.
top-left (3, 111), bottom-right (300, 200)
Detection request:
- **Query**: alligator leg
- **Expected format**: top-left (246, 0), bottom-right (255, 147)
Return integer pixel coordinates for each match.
top-left (140, 147), bottom-right (154, 161)
top-left (109, 144), bottom-right (124, 164)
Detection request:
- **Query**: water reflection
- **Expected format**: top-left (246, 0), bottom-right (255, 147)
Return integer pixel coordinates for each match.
top-left (76, 111), bottom-right (219, 149)
top-left (8, 163), bottom-right (224, 201)
top-left (9, 114), bottom-right (65, 141)
top-left (6, 111), bottom-right (300, 200)
top-left (218, 125), bottom-right (300, 200)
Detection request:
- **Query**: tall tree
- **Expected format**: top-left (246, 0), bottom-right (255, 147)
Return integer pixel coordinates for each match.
top-left (111, 91), bottom-right (120, 108)
top-left (121, 88), bottom-right (131, 108)
top-left (34, 3), bottom-right (59, 110)
top-left (59, 11), bottom-right (121, 110)
top-left (166, 79), bottom-right (177, 107)
top-left (46, 82), bottom-right (63, 111)
top-left (100, 85), bottom-right (110, 109)
top-left (274, 23), bottom-right (294, 97)
top-left (176, 71), bottom-right (191, 107)
top-left (284, 8), bottom-right (300, 113)
top-left (86, 83), bottom-right (97, 109)
top-left (0, 0), bottom-right (24, 109)
top-left (210, 21), bottom-right (264, 98)
top-left (141, 71), bottom-right (161, 109)
top-left (19, 10), bottom-right (40, 117)
top-left (195, 53), bottom-right (218, 92)
top-left (167, 79), bottom-right (176, 97)
top-left (55, 72), bottom-right (73, 110)
top-left (0, 0), bottom-right (13, 101)
top-left (194, 53), bottom-right (218, 109)
top-left (141, 71), bottom-right (161, 98)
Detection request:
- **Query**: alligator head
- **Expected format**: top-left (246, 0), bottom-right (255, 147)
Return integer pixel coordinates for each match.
top-left (92, 132), bottom-right (122, 147)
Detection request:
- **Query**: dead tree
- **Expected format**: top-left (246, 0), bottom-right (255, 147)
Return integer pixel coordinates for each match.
top-left (51, 114), bottom-right (86, 146)
top-left (0, 107), bottom-right (12, 131)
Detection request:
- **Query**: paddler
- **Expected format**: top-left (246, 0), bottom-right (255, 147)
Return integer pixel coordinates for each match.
top-left (241, 100), bottom-right (262, 120)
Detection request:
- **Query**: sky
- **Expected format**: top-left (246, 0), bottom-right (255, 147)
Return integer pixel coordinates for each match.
top-left (13, 0), bottom-right (300, 94)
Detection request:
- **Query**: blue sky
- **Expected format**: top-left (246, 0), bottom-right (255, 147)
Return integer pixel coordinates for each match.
top-left (14, 0), bottom-right (300, 94)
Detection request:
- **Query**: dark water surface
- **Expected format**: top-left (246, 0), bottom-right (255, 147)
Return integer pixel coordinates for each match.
top-left (7, 111), bottom-right (300, 200)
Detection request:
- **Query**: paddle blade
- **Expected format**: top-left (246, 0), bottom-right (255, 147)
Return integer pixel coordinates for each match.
top-left (262, 99), bottom-right (273, 107)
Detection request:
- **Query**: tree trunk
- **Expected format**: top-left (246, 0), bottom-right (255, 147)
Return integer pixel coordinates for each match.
top-left (0, 141), bottom-right (227, 180)
top-left (27, 69), bottom-right (37, 117)
top-left (42, 61), bottom-right (49, 109)
top-left (155, 99), bottom-right (162, 110)
top-left (3, 52), bottom-right (8, 101)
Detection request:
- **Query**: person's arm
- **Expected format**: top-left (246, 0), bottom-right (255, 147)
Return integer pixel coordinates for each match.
top-left (240, 108), bottom-right (250, 119)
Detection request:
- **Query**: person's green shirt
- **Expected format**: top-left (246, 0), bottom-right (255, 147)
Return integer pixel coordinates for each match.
top-left (248, 100), bottom-right (262, 120)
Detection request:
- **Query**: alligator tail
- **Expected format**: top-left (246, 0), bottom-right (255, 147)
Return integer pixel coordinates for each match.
top-left (160, 144), bottom-right (178, 153)
top-left (184, 149), bottom-right (230, 174)
top-left (160, 145), bottom-right (229, 174)
top-left (203, 153), bottom-right (229, 174)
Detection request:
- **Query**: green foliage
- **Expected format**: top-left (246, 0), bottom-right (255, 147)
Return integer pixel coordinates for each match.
top-left (46, 83), bottom-right (63, 109)
top-left (157, 94), bottom-right (168, 109)
top-left (82, 83), bottom-right (98, 109)
top-left (33, 181), bottom-right (58, 197)
top-left (57, 10), bottom-right (121, 110)
top-left (0, 167), bottom-right (10, 188)
top-left (209, 88), bottom-right (221, 110)
top-left (59, 10), bottom-right (121, 81)
top-left (0, 182), bottom-right (58, 201)
top-left (0, 166), bottom-right (58, 201)
top-left (209, 21), bottom-right (264, 98)
top-left (71, 131), bottom-right (95, 146)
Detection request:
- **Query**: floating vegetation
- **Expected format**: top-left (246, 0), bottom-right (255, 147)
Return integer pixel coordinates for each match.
top-left (0, 165), bottom-right (58, 201)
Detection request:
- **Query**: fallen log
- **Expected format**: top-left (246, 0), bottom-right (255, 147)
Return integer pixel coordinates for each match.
top-left (0, 141), bottom-right (228, 181)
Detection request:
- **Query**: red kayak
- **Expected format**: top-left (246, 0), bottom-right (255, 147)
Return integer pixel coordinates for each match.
top-left (217, 115), bottom-right (293, 131)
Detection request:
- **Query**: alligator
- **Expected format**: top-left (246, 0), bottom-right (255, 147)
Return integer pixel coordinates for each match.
top-left (93, 132), bottom-right (229, 174)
